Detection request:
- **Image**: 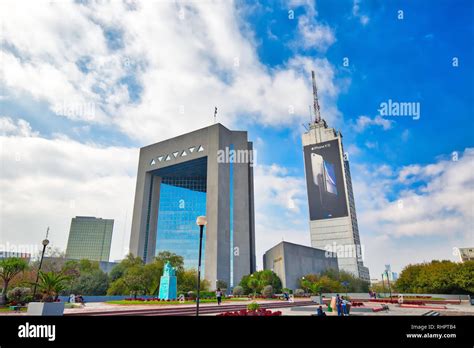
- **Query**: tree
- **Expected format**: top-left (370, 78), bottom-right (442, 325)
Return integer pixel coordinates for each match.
top-left (248, 278), bottom-right (259, 297)
top-left (107, 251), bottom-right (188, 296)
top-left (31, 247), bottom-right (67, 274)
top-left (177, 269), bottom-right (209, 293)
top-left (0, 258), bottom-right (28, 305)
top-left (109, 254), bottom-right (143, 282)
top-left (142, 260), bottom-right (165, 295)
top-left (107, 278), bottom-right (128, 296)
top-left (154, 251), bottom-right (184, 274)
top-left (69, 270), bottom-right (109, 296)
top-left (239, 274), bottom-right (251, 294)
top-left (36, 271), bottom-right (70, 302)
top-left (122, 266), bottom-right (147, 299)
top-left (395, 260), bottom-right (474, 294)
top-left (262, 285), bottom-right (273, 298)
top-left (238, 270), bottom-right (283, 295)
top-left (232, 285), bottom-right (244, 296)
top-left (216, 280), bottom-right (227, 290)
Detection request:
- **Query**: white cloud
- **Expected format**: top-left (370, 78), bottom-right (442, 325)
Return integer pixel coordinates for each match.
top-left (253, 163), bottom-right (310, 268)
top-left (297, 17), bottom-right (336, 51)
top-left (352, 0), bottom-right (370, 26)
top-left (0, 0), bottom-right (343, 145)
top-left (289, 0), bottom-right (336, 52)
top-left (0, 118), bottom-right (138, 261)
top-left (352, 149), bottom-right (474, 275)
top-left (354, 115), bottom-right (393, 132)
top-left (0, 116), bottom-right (39, 137)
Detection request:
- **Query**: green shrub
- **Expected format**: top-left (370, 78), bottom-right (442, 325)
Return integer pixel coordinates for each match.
top-left (187, 291), bottom-right (196, 299)
top-left (247, 302), bottom-right (260, 311)
top-left (232, 286), bottom-right (244, 296)
top-left (294, 288), bottom-right (305, 296)
top-left (7, 287), bottom-right (31, 304)
top-left (262, 285), bottom-right (273, 298)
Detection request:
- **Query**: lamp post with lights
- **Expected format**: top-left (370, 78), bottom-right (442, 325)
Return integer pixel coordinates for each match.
top-left (195, 216), bottom-right (207, 316)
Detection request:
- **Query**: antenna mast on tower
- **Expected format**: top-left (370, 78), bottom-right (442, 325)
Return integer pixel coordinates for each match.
top-left (311, 70), bottom-right (321, 123)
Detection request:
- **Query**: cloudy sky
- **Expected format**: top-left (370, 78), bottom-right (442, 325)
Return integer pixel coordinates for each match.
top-left (1, 0), bottom-right (473, 278)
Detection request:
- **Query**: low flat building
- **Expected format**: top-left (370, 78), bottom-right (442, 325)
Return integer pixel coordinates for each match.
top-left (458, 247), bottom-right (474, 262)
top-left (263, 241), bottom-right (338, 290)
top-left (0, 251), bottom-right (31, 262)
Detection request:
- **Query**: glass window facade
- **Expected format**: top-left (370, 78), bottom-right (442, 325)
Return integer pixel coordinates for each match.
top-left (65, 217), bottom-right (113, 262)
top-left (155, 176), bottom-right (207, 270)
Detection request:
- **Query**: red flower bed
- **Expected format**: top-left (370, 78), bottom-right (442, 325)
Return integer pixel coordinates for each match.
top-left (351, 302), bottom-right (364, 307)
top-left (217, 308), bottom-right (282, 316)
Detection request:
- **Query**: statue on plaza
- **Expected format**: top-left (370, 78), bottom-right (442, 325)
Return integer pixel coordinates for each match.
top-left (158, 262), bottom-right (177, 300)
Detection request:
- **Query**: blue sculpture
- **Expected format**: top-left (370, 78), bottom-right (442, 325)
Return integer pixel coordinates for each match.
top-left (158, 262), bottom-right (177, 300)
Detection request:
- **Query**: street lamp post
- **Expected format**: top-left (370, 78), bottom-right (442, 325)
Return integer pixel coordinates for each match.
top-left (195, 216), bottom-right (207, 317)
top-left (342, 281), bottom-right (349, 299)
top-left (381, 273), bottom-right (386, 299)
top-left (33, 229), bottom-right (50, 300)
top-left (385, 270), bottom-right (392, 302)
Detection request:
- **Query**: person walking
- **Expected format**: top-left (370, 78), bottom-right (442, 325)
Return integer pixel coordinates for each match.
top-left (342, 297), bottom-right (348, 316)
top-left (336, 294), bottom-right (342, 316)
top-left (216, 288), bottom-right (222, 305)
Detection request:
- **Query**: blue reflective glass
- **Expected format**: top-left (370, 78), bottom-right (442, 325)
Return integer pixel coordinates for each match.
top-left (156, 177), bottom-right (207, 270)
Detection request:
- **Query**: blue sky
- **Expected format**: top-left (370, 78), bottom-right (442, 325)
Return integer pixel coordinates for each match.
top-left (1, 0), bottom-right (473, 278)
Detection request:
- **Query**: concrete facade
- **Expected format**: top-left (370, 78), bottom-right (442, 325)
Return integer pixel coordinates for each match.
top-left (302, 121), bottom-right (370, 281)
top-left (263, 241), bottom-right (339, 290)
top-left (129, 123), bottom-right (256, 289)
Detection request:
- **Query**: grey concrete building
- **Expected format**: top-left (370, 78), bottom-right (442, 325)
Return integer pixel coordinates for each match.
top-left (65, 216), bottom-right (113, 262)
top-left (302, 121), bottom-right (370, 281)
top-left (263, 241), bottom-right (339, 290)
top-left (301, 71), bottom-right (369, 281)
top-left (129, 123), bottom-right (256, 289)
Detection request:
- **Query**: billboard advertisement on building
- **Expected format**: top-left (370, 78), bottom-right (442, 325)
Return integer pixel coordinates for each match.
top-left (304, 139), bottom-right (348, 220)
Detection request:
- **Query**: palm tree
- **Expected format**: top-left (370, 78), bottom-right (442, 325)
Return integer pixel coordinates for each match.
top-left (248, 278), bottom-right (259, 298)
top-left (0, 257), bottom-right (28, 305)
top-left (35, 271), bottom-right (70, 302)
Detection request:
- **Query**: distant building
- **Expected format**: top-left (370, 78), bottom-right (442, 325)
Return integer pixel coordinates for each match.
top-left (384, 264), bottom-right (398, 281)
top-left (263, 241), bottom-right (339, 290)
top-left (0, 251), bottom-right (31, 262)
top-left (458, 247), bottom-right (474, 262)
top-left (65, 216), bottom-right (114, 262)
top-left (97, 260), bottom-right (119, 274)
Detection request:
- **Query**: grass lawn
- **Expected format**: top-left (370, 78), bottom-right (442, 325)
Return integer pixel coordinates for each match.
top-left (0, 306), bottom-right (27, 312)
top-left (107, 297), bottom-right (283, 305)
top-left (107, 299), bottom-right (223, 305)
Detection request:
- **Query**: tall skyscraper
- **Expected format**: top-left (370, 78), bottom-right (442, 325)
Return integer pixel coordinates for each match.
top-left (65, 216), bottom-right (114, 262)
top-left (302, 71), bottom-right (370, 281)
top-left (129, 123), bottom-right (256, 289)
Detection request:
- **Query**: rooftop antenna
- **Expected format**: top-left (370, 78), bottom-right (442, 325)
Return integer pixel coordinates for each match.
top-left (311, 70), bottom-right (321, 123)
top-left (214, 106), bottom-right (218, 124)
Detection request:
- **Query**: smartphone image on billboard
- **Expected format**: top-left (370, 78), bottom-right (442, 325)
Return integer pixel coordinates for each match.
top-left (324, 162), bottom-right (338, 195)
top-left (311, 153), bottom-right (338, 195)
top-left (305, 140), bottom-right (348, 220)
